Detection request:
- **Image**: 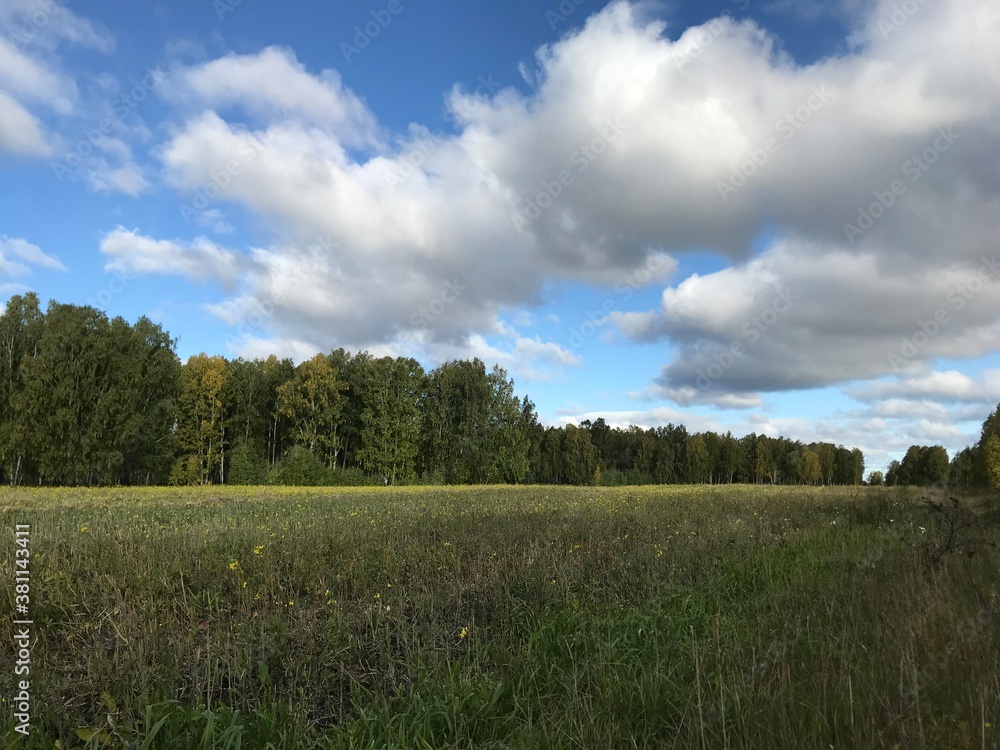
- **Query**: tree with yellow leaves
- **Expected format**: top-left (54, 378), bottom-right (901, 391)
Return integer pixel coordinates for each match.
top-left (172, 353), bottom-right (230, 485)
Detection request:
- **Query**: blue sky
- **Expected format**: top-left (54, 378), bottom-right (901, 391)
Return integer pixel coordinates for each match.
top-left (2, 0), bottom-right (999, 473)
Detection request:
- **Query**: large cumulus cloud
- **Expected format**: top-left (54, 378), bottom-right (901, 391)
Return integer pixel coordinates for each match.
top-left (99, 0), bottom-right (1000, 389)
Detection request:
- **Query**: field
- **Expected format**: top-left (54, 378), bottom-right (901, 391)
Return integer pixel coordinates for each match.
top-left (1, 484), bottom-right (999, 749)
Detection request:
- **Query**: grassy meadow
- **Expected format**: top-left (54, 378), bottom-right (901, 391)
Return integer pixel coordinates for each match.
top-left (1, 484), bottom-right (998, 749)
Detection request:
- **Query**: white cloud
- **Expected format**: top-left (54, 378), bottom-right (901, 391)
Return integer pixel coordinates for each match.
top-left (619, 244), bottom-right (1000, 397)
top-left (0, 237), bottom-right (67, 276)
top-left (100, 228), bottom-right (243, 285)
top-left (103, 0), bottom-right (999, 397)
top-left (160, 46), bottom-right (381, 148)
top-left (0, 37), bottom-right (75, 113)
top-left (0, 0), bottom-right (114, 53)
top-left (0, 91), bottom-right (50, 156)
top-left (225, 323), bottom-right (582, 384)
top-left (846, 369), bottom-right (1000, 404)
top-left (77, 137), bottom-right (149, 196)
top-left (631, 384), bottom-right (765, 410)
top-left (0, 2), bottom-right (114, 158)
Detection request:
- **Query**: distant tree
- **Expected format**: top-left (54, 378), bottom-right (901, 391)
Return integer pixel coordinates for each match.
top-left (944, 403), bottom-right (1000, 490)
top-left (417, 360), bottom-right (526, 483)
top-left (561, 424), bottom-right (597, 485)
top-left (0, 293), bottom-right (43, 485)
top-left (816, 443), bottom-right (836, 485)
top-left (885, 460), bottom-right (902, 487)
top-left (111, 316), bottom-right (181, 485)
top-left (683, 434), bottom-right (711, 484)
top-left (867, 471), bottom-right (884, 486)
top-left (262, 356), bottom-right (295, 467)
top-left (357, 356), bottom-right (423, 484)
top-left (922, 446), bottom-right (950, 486)
top-left (11, 303), bottom-right (179, 485)
top-left (783, 445), bottom-right (821, 485)
top-left (227, 356), bottom-right (291, 470)
top-left (0, 292), bottom-right (879, 488)
top-left (949, 447), bottom-right (979, 489)
top-left (173, 354), bottom-right (230, 485)
top-left (653, 439), bottom-right (676, 484)
top-left (897, 445), bottom-right (949, 487)
top-left (738, 433), bottom-right (757, 483)
top-left (328, 348), bottom-right (372, 470)
top-left (851, 448), bottom-right (865, 485)
top-left (276, 354), bottom-right (347, 464)
top-left (482, 365), bottom-right (530, 483)
top-left (833, 446), bottom-right (861, 485)
top-left (984, 435), bottom-right (1000, 490)
top-left (521, 397), bottom-right (543, 482)
top-left (717, 432), bottom-right (740, 483)
top-left (537, 427), bottom-right (564, 484)
top-left (754, 436), bottom-right (773, 484)
top-left (801, 446), bottom-right (823, 484)
top-left (976, 405), bottom-right (1000, 485)
top-left (419, 359), bottom-right (491, 482)
top-left (631, 426), bottom-right (656, 482)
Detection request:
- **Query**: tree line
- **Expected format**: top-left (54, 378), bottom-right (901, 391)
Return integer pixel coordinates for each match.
top-left (1, 294), bottom-right (872, 487)
top-left (878, 408), bottom-right (1000, 490)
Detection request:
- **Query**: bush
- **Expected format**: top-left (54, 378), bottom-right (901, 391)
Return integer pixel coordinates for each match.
top-left (268, 446), bottom-right (332, 486)
top-left (328, 467), bottom-right (380, 486)
top-left (228, 441), bottom-right (269, 485)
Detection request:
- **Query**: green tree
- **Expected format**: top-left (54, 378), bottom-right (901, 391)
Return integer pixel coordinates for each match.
top-left (262, 356), bottom-right (295, 467)
top-left (561, 424), bottom-right (597, 485)
top-left (816, 443), bottom-right (836, 485)
top-left (0, 293), bottom-right (43, 484)
top-left (754, 436), bottom-right (773, 484)
top-left (537, 427), bottom-right (564, 484)
top-left (898, 445), bottom-right (949, 487)
top-left (717, 432), bottom-right (740, 484)
top-left (683, 434), bottom-right (711, 484)
top-left (268, 445), bottom-right (330, 486)
top-left (14, 304), bottom-right (178, 485)
top-left (420, 360), bottom-right (476, 482)
top-left (111, 316), bottom-right (181, 485)
top-left (328, 348), bottom-right (372, 469)
top-left (276, 354), bottom-right (347, 464)
top-left (949, 447), bottom-right (979, 488)
top-left (521, 397), bottom-right (543, 482)
top-left (357, 356), bottom-right (423, 484)
top-left (885, 460), bottom-right (902, 486)
top-left (792, 446), bottom-right (822, 484)
top-left (984, 434), bottom-right (1000, 490)
top-left (922, 446), bottom-right (949, 486)
top-left (228, 440), bottom-right (268, 484)
top-left (482, 365), bottom-right (530, 483)
top-left (652, 439), bottom-right (675, 484)
top-left (975, 405), bottom-right (1000, 486)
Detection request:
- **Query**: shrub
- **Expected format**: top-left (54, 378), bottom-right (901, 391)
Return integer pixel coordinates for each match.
top-left (268, 446), bottom-right (331, 486)
top-left (228, 441), bottom-right (269, 485)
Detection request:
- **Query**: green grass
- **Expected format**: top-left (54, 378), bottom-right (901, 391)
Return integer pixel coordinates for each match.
top-left (1, 484), bottom-right (998, 749)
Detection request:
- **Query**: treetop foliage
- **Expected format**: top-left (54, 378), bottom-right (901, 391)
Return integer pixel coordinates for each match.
top-left (0, 294), bottom-right (889, 487)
